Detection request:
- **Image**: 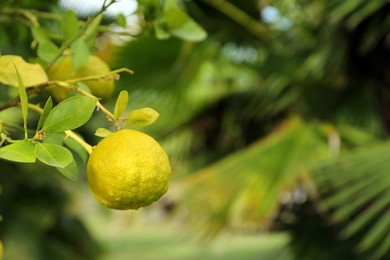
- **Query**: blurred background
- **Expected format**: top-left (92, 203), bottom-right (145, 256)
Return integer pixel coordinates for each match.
top-left (0, 0), bottom-right (390, 259)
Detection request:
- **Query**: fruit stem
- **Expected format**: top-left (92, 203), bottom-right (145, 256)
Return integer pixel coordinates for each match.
top-left (65, 130), bottom-right (92, 154)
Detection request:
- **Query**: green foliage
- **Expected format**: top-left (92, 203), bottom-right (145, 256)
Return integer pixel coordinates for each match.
top-left (0, 0), bottom-right (388, 258)
top-left (315, 143), bottom-right (390, 259)
top-left (155, 6), bottom-right (207, 42)
top-left (60, 10), bottom-right (79, 39)
top-left (37, 40), bottom-right (59, 63)
top-left (35, 142), bottom-right (73, 168)
top-left (70, 38), bottom-right (90, 70)
top-left (36, 97), bottom-right (53, 131)
top-left (13, 63), bottom-right (28, 139)
top-left (127, 107), bottom-right (159, 127)
top-left (114, 0), bottom-right (390, 258)
top-left (41, 96), bottom-right (96, 132)
top-left (0, 0), bottom-right (179, 258)
top-left (95, 127), bottom-right (113, 138)
top-left (0, 140), bottom-right (36, 163)
top-left (113, 90), bottom-right (129, 120)
top-left (0, 55), bottom-right (48, 87)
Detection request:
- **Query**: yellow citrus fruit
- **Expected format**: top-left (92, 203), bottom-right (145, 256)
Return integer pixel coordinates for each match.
top-left (47, 55), bottom-right (115, 101)
top-left (86, 129), bottom-right (171, 210)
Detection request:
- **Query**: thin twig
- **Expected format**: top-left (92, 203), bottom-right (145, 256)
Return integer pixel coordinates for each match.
top-left (0, 67), bottom-right (132, 114)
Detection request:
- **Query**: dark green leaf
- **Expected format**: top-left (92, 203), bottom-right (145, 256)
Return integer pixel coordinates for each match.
top-left (37, 41), bottom-right (59, 63)
top-left (13, 63), bottom-right (28, 139)
top-left (0, 140), bottom-right (36, 163)
top-left (35, 142), bottom-right (73, 168)
top-left (41, 96), bottom-right (97, 132)
top-left (56, 159), bottom-right (78, 181)
top-left (61, 10), bottom-right (79, 38)
top-left (114, 90), bottom-right (129, 120)
top-left (36, 97), bottom-right (53, 131)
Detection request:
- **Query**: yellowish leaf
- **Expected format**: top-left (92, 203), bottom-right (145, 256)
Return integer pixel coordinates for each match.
top-left (0, 55), bottom-right (48, 87)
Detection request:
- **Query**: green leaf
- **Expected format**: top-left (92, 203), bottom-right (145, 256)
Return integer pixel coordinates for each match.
top-left (56, 159), bottom-right (78, 181)
top-left (61, 10), bottom-right (79, 38)
top-left (36, 97), bottom-right (53, 131)
top-left (31, 27), bottom-right (50, 43)
top-left (76, 82), bottom-right (92, 94)
top-left (42, 96), bottom-right (97, 132)
top-left (114, 90), bottom-right (129, 120)
top-left (127, 107), bottom-right (160, 126)
top-left (0, 140), bottom-right (36, 163)
top-left (154, 18), bottom-right (171, 40)
top-left (37, 41), bottom-right (59, 63)
top-left (35, 142), bottom-right (73, 168)
top-left (166, 7), bottom-right (207, 42)
top-left (163, 0), bottom-right (178, 11)
top-left (116, 13), bottom-right (127, 28)
top-left (44, 132), bottom-right (66, 145)
top-left (70, 38), bottom-right (90, 70)
top-left (64, 135), bottom-right (88, 163)
top-left (95, 128), bottom-right (112, 138)
top-left (83, 14), bottom-right (102, 48)
top-left (0, 55), bottom-right (48, 87)
top-left (13, 63), bottom-right (28, 139)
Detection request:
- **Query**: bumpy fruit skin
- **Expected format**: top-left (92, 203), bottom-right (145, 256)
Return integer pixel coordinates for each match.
top-left (86, 129), bottom-right (171, 210)
top-left (47, 55), bottom-right (114, 101)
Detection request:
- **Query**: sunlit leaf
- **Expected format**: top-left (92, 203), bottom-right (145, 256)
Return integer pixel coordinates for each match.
top-left (0, 55), bottom-right (48, 87)
top-left (127, 107), bottom-right (159, 126)
top-left (36, 97), bottom-right (53, 131)
top-left (70, 38), bottom-right (90, 70)
top-left (37, 41), bottom-right (59, 63)
top-left (95, 128), bottom-right (112, 138)
top-left (42, 96), bottom-right (97, 132)
top-left (0, 140), bottom-right (36, 163)
top-left (61, 10), bottom-right (79, 38)
top-left (13, 63), bottom-right (28, 139)
top-left (113, 90), bottom-right (129, 120)
top-left (83, 14), bottom-right (102, 47)
top-left (35, 142), bottom-right (73, 168)
top-left (166, 7), bottom-right (207, 42)
top-left (31, 26), bottom-right (50, 43)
